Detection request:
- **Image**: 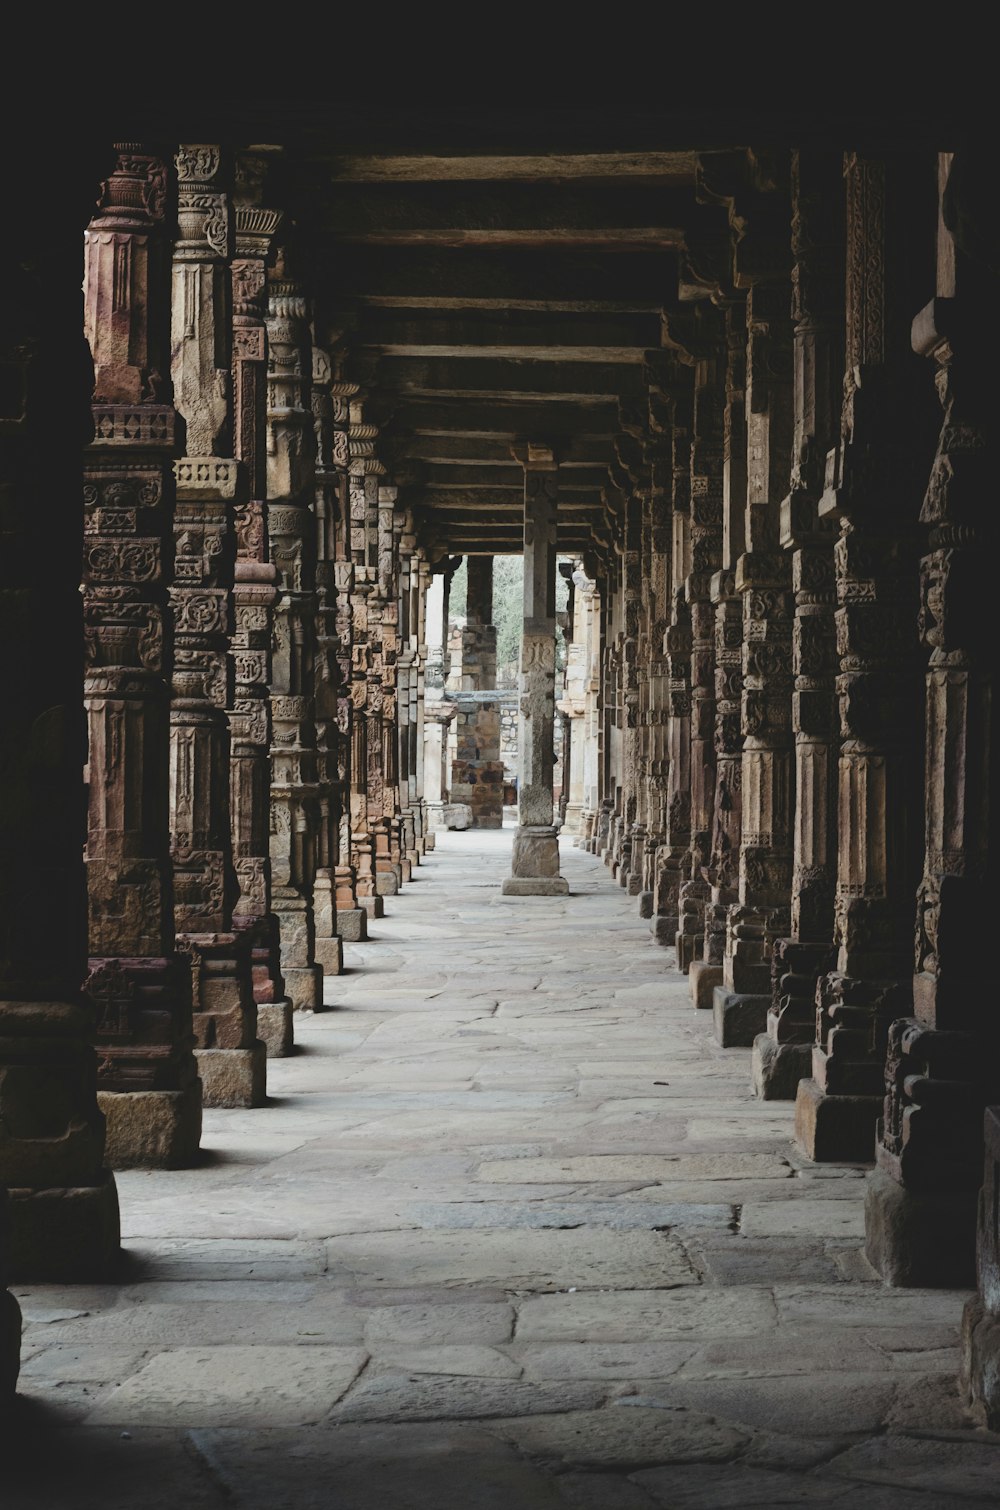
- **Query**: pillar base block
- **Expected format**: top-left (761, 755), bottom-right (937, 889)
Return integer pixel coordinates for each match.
top-left (963, 1296), bottom-right (1000, 1430)
top-left (713, 988), bottom-right (770, 1047)
top-left (751, 1034), bottom-right (812, 1100)
top-left (375, 871), bottom-right (399, 896)
top-left (336, 908), bottom-right (369, 941)
top-left (256, 1000), bottom-right (294, 1058)
top-left (501, 876), bottom-right (570, 896)
top-left (360, 895), bottom-right (385, 919)
top-left (195, 1043), bottom-right (267, 1109)
top-left (676, 933), bottom-right (703, 973)
top-left (793, 1077), bottom-right (879, 1163)
top-left (423, 833), bottom-right (436, 852)
top-left (626, 871), bottom-right (643, 897)
top-left (1, 1289), bottom-right (20, 1401)
top-left (314, 935), bottom-right (344, 975)
top-left (690, 962), bottom-right (723, 1011)
top-left (651, 915), bottom-right (678, 946)
top-left (99, 1081), bottom-right (202, 1170)
top-left (637, 890), bottom-right (654, 919)
top-left (7, 1170), bottom-right (120, 1281)
top-left (863, 1165), bottom-right (977, 1288)
top-left (286, 965), bottom-right (323, 1012)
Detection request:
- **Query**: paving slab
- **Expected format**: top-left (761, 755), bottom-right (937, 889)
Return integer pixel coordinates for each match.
top-left (84, 1345), bottom-right (368, 1427)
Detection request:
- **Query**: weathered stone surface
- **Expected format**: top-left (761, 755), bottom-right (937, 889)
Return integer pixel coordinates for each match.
top-left (7, 1177), bottom-right (121, 1283)
top-left (327, 1228), bottom-right (696, 1291)
top-left (98, 1084), bottom-right (202, 1171)
top-left (256, 1000), bottom-right (295, 1058)
top-left (334, 1372), bottom-right (605, 1423)
top-left (488, 1404), bottom-right (748, 1469)
top-left (195, 1042), bottom-right (267, 1108)
top-left (85, 1344), bottom-right (368, 1425)
top-left (516, 1289), bottom-right (776, 1343)
top-left (712, 989), bottom-right (769, 1048)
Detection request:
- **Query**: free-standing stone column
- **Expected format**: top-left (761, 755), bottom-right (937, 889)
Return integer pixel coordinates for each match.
top-left (169, 145), bottom-right (265, 1107)
top-left (651, 357), bottom-right (694, 941)
top-left (228, 156), bottom-right (291, 1055)
top-left (266, 247), bottom-right (322, 1011)
top-left (310, 344), bottom-right (345, 978)
top-left (753, 150), bottom-right (844, 1099)
top-left (868, 151), bottom-right (998, 1288)
top-left (794, 151), bottom-right (937, 1163)
top-left (82, 145), bottom-right (202, 1168)
top-left (0, 184), bottom-right (120, 1278)
top-left (450, 555), bottom-right (504, 828)
top-left (502, 445), bottom-right (568, 895)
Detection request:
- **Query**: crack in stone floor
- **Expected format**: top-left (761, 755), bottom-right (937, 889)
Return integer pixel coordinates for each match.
top-left (7, 830), bottom-right (995, 1507)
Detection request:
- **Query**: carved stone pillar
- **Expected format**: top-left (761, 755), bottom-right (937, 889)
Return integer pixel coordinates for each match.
top-left (266, 249), bottom-right (322, 1011)
top-left (671, 307), bottom-right (725, 974)
top-left (450, 555), bottom-right (503, 828)
top-left (794, 152), bottom-right (936, 1162)
top-left (502, 446), bottom-right (568, 895)
top-left (866, 152), bottom-right (998, 1289)
top-left (228, 155), bottom-right (291, 1055)
top-left (310, 344), bottom-right (344, 978)
top-left (718, 246), bottom-right (797, 1049)
top-left (347, 399), bottom-right (384, 919)
top-left (370, 484), bottom-right (403, 896)
top-left (169, 145), bottom-right (265, 1108)
top-left (651, 358), bottom-right (694, 943)
top-left (691, 298), bottom-right (747, 1010)
top-left (753, 150), bottom-right (844, 1099)
top-left (0, 182), bottom-right (120, 1278)
top-left (82, 146), bottom-right (202, 1168)
top-left (329, 379), bottom-right (367, 940)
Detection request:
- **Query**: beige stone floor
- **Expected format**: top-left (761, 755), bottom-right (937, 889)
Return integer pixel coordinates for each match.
top-left (8, 829), bottom-right (998, 1507)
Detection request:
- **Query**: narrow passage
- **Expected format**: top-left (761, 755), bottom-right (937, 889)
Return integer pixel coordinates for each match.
top-left (11, 832), bottom-right (981, 1506)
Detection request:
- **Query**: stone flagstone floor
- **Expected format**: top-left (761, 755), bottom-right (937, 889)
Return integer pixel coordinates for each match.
top-left (7, 830), bottom-right (999, 1507)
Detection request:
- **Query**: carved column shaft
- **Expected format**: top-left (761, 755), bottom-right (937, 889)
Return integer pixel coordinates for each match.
top-left (169, 145), bottom-right (264, 1106)
top-left (82, 146), bottom-right (201, 1168)
top-left (266, 250), bottom-right (322, 1010)
top-left (228, 158), bottom-right (289, 1050)
top-left (795, 150), bottom-right (937, 1163)
top-left (503, 449), bottom-right (568, 895)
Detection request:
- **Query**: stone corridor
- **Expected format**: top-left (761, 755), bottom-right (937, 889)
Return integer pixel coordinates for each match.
top-left (7, 830), bottom-right (996, 1507)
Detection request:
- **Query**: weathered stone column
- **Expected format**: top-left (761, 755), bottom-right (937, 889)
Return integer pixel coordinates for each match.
top-left (329, 378), bottom-right (368, 941)
top-left (346, 398), bottom-right (384, 918)
top-left (690, 296), bottom-right (746, 1011)
top-left (266, 248), bottom-right (322, 1011)
top-left (502, 445), bottom-right (568, 895)
top-left (370, 484), bottom-right (404, 896)
top-left (82, 146), bottom-right (202, 1168)
top-left (753, 150), bottom-right (844, 1099)
top-left (0, 180), bottom-right (120, 1277)
top-left (310, 343), bottom-right (345, 978)
top-left (228, 158), bottom-right (291, 1055)
top-left (867, 152), bottom-right (998, 1288)
top-left (794, 151), bottom-right (936, 1163)
top-left (651, 357), bottom-right (694, 942)
top-left (169, 145), bottom-right (265, 1107)
top-left (718, 217), bottom-right (797, 1050)
top-left (450, 554), bottom-right (504, 828)
top-left (669, 306), bottom-right (725, 974)
top-left (414, 553), bottom-right (432, 849)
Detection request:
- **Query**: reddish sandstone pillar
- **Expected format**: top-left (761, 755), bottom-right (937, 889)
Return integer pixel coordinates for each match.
top-left (82, 146), bottom-right (202, 1168)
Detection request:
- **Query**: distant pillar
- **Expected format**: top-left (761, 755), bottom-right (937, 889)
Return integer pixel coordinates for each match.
top-left (502, 447), bottom-right (568, 894)
top-left (451, 555), bottom-right (503, 828)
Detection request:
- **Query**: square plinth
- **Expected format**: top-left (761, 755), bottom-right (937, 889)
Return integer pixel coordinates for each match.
top-left (500, 877), bottom-right (570, 896)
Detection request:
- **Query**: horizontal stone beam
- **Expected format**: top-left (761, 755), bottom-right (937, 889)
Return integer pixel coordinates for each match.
top-left (417, 463), bottom-right (609, 491)
top-left (374, 397), bottom-right (620, 436)
top-left (372, 355), bottom-right (647, 402)
top-left (414, 488), bottom-right (604, 510)
top-left (392, 434), bottom-right (615, 466)
top-left (326, 246), bottom-right (678, 306)
top-left (316, 151), bottom-right (699, 182)
top-left (330, 308), bottom-right (663, 358)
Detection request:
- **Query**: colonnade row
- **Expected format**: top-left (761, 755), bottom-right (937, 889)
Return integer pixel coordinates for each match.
top-left (0, 142), bottom-right (997, 1429)
top-left (478, 148), bottom-right (996, 1424)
